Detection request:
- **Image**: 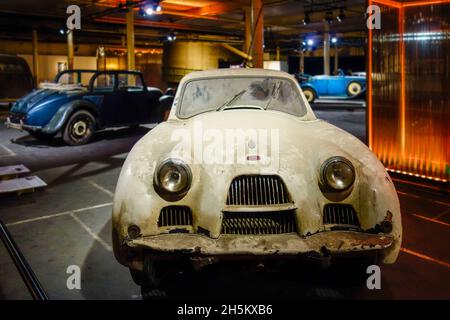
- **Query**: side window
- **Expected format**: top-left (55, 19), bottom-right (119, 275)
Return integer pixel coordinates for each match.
top-left (117, 74), bottom-right (144, 92)
top-left (92, 74), bottom-right (115, 92)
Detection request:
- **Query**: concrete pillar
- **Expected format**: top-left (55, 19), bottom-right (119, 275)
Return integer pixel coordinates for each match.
top-left (126, 9), bottom-right (135, 70)
top-left (334, 44), bottom-right (339, 74)
top-left (251, 0), bottom-right (264, 68)
top-left (323, 24), bottom-right (330, 75)
top-left (67, 30), bottom-right (74, 70)
top-left (32, 29), bottom-right (39, 87)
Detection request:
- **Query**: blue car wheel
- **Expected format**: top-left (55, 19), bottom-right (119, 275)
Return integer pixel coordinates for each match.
top-left (63, 110), bottom-right (96, 145)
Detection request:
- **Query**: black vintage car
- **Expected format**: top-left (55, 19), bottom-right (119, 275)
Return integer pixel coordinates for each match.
top-left (0, 54), bottom-right (34, 105)
top-left (6, 70), bottom-right (172, 145)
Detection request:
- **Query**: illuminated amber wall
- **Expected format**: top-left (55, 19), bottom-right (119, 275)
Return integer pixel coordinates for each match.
top-left (370, 1), bottom-right (450, 182)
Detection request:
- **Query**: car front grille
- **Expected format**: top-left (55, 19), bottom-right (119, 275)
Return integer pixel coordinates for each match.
top-left (158, 206), bottom-right (193, 227)
top-left (226, 175), bottom-right (290, 206)
top-left (222, 210), bottom-right (296, 235)
top-left (323, 204), bottom-right (360, 227)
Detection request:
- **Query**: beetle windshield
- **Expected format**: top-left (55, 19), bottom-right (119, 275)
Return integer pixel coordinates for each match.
top-left (178, 76), bottom-right (307, 118)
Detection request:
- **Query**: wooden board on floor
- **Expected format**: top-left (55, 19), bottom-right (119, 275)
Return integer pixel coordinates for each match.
top-left (0, 176), bottom-right (47, 195)
top-left (0, 165), bottom-right (30, 180)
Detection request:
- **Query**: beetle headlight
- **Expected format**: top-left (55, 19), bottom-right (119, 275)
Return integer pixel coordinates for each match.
top-left (154, 159), bottom-right (192, 197)
top-left (320, 156), bottom-right (355, 191)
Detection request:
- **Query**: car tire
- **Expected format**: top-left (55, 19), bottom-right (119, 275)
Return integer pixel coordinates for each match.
top-left (62, 110), bottom-right (96, 146)
top-left (346, 81), bottom-right (363, 97)
top-left (28, 131), bottom-right (56, 142)
top-left (302, 88), bottom-right (316, 103)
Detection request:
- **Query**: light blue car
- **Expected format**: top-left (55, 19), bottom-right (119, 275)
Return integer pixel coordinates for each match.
top-left (297, 70), bottom-right (366, 103)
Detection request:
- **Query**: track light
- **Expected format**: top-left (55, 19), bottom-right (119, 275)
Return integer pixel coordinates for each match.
top-left (331, 37), bottom-right (338, 44)
top-left (337, 7), bottom-right (345, 22)
top-left (324, 10), bottom-right (334, 24)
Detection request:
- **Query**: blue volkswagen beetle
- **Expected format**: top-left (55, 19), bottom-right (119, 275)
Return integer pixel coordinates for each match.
top-left (297, 70), bottom-right (366, 103)
top-left (6, 69), bottom-right (167, 145)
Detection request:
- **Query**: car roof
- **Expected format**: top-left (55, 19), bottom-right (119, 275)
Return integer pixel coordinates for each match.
top-left (181, 68), bottom-right (296, 82)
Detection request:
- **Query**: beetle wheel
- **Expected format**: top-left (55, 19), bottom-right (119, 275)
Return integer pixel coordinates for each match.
top-left (63, 110), bottom-right (96, 146)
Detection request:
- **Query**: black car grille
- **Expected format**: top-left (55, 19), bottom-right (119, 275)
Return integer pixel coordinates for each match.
top-left (323, 204), bottom-right (360, 227)
top-left (226, 175), bottom-right (290, 206)
top-left (158, 206), bottom-right (193, 227)
top-left (9, 112), bottom-right (26, 124)
top-left (222, 210), bottom-right (296, 235)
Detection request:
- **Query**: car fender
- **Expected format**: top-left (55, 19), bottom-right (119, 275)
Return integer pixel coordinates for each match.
top-left (41, 99), bottom-right (98, 134)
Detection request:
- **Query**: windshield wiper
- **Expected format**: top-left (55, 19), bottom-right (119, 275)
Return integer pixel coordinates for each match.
top-left (216, 89), bottom-right (247, 111)
top-left (264, 81), bottom-right (281, 110)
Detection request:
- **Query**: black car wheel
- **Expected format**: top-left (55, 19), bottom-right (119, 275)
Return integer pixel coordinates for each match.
top-left (302, 88), bottom-right (316, 103)
top-left (28, 131), bottom-right (56, 142)
top-left (63, 110), bottom-right (96, 146)
top-left (347, 81), bottom-right (363, 97)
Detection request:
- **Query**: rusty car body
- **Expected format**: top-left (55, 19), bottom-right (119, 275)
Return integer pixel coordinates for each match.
top-left (112, 68), bottom-right (402, 288)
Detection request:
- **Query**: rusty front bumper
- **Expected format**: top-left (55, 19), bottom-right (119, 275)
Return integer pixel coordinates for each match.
top-left (127, 231), bottom-right (393, 256)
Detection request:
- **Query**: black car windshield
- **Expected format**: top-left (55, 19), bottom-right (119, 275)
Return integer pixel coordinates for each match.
top-left (177, 76), bottom-right (307, 118)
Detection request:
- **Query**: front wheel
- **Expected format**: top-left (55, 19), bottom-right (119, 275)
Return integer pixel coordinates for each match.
top-left (62, 110), bottom-right (96, 146)
top-left (347, 81), bottom-right (363, 97)
top-left (302, 88), bottom-right (316, 103)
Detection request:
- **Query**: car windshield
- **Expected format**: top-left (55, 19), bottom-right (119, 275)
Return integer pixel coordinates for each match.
top-left (178, 76), bottom-right (307, 118)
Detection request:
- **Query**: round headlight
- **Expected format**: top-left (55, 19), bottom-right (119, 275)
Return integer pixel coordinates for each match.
top-left (154, 159), bottom-right (192, 196)
top-left (320, 156), bottom-right (355, 191)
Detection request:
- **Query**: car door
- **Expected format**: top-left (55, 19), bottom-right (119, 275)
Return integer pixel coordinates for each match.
top-left (326, 73), bottom-right (347, 96)
top-left (116, 72), bottom-right (152, 125)
top-left (91, 72), bottom-right (123, 127)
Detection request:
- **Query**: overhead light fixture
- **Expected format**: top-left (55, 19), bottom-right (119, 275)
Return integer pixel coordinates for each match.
top-left (145, 7), bottom-right (154, 15)
top-left (324, 10), bottom-right (334, 24)
top-left (155, 4), bottom-right (162, 12)
top-left (59, 29), bottom-right (65, 35)
top-left (167, 31), bottom-right (176, 41)
top-left (302, 12), bottom-right (310, 25)
top-left (337, 7), bottom-right (345, 22)
top-left (307, 39), bottom-right (314, 46)
top-left (331, 37), bottom-right (338, 44)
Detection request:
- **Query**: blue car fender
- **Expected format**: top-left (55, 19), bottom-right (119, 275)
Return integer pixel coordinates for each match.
top-left (42, 100), bottom-right (98, 134)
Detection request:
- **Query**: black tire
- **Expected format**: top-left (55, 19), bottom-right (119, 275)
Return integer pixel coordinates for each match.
top-left (129, 257), bottom-right (169, 288)
top-left (28, 131), bottom-right (56, 142)
top-left (62, 110), bottom-right (96, 146)
top-left (302, 88), bottom-right (316, 103)
top-left (346, 81), bottom-right (363, 97)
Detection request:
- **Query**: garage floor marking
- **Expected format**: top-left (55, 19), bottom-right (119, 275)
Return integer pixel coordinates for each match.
top-left (397, 190), bottom-right (450, 207)
top-left (70, 212), bottom-right (112, 252)
top-left (401, 247), bottom-right (450, 269)
top-left (0, 144), bottom-right (16, 157)
top-left (412, 214), bottom-right (450, 227)
top-left (84, 178), bottom-right (114, 197)
top-left (6, 203), bottom-right (113, 226)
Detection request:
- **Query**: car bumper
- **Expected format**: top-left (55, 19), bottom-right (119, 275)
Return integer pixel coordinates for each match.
top-left (126, 231), bottom-right (393, 256)
top-left (5, 117), bottom-right (41, 132)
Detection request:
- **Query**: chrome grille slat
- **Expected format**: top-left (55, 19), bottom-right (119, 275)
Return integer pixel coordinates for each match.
top-left (158, 206), bottom-right (193, 227)
top-left (226, 175), bottom-right (289, 206)
top-left (323, 204), bottom-right (360, 227)
top-left (222, 210), bottom-right (296, 235)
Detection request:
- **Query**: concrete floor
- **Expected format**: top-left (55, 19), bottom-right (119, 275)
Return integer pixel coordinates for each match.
top-left (0, 106), bottom-right (449, 300)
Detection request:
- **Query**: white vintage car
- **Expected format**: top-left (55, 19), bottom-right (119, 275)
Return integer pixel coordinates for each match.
top-left (112, 68), bottom-right (402, 288)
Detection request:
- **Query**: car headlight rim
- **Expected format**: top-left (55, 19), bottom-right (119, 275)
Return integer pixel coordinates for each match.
top-left (320, 156), bottom-right (355, 191)
top-left (154, 158), bottom-right (192, 196)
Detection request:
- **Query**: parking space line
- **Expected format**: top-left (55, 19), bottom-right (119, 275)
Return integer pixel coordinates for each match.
top-left (412, 214), bottom-right (450, 227)
top-left (0, 144), bottom-right (16, 157)
top-left (83, 178), bottom-right (114, 197)
top-left (70, 212), bottom-right (112, 252)
top-left (401, 247), bottom-right (450, 269)
top-left (6, 203), bottom-right (113, 226)
top-left (397, 190), bottom-right (450, 207)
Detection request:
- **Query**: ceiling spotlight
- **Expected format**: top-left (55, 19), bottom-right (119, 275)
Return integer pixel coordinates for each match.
top-left (307, 39), bottom-right (314, 46)
top-left (59, 29), bottom-right (65, 35)
top-left (155, 4), bottom-right (162, 12)
top-left (324, 11), bottom-right (334, 24)
top-left (302, 12), bottom-right (310, 25)
top-left (331, 37), bottom-right (338, 44)
top-left (167, 32), bottom-right (176, 41)
top-left (145, 7), bottom-right (154, 15)
top-left (337, 7), bottom-right (345, 22)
